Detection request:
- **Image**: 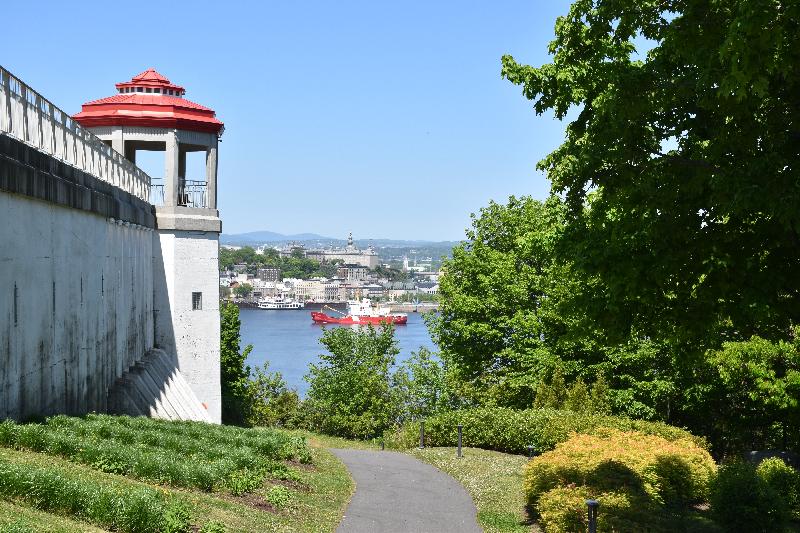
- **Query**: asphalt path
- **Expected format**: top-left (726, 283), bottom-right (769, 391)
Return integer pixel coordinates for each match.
top-left (331, 449), bottom-right (481, 533)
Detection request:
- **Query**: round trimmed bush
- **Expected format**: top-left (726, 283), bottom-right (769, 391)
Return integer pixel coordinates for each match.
top-left (524, 429), bottom-right (716, 532)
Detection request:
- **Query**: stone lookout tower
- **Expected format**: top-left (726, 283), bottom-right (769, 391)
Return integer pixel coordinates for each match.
top-left (74, 69), bottom-right (224, 423)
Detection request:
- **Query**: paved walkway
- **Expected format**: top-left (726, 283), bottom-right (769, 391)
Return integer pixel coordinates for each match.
top-left (331, 449), bottom-right (481, 533)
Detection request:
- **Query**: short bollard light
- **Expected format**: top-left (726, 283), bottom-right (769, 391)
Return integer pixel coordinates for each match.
top-left (527, 445), bottom-right (535, 459)
top-left (586, 499), bottom-right (599, 533)
top-left (457, 424), bottom-right (463, 458)
top-left (381, 439), bottom-right (385, 451)
top-left (419, 421), bottom-right (425, 449)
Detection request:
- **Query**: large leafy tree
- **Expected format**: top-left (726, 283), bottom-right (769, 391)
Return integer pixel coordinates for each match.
top-left (430, 196), bottom-right (598, 406)
top-left (303, 325), bottom-right (400, 439)
top-left (502, 0), bottom-right (800, 346)
top-left (431, 195), bottom-right (687, 417)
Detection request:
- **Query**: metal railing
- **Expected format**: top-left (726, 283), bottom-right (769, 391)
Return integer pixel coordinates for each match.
top-left (0, 65), bottom-right (151, 202)
top-left (148, 179), bottom-right (207, 208)
top-left (179, 179), bottom-right (207, 208)
top-left (150, 182), bottom-right (165, 206)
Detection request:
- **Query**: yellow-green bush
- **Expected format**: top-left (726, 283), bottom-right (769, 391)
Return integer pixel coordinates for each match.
top-left (756, 457), bottom-right (800, 520)
top-left (537, 486), bottom-right (668, 533)
top-left (524, 430), bottom-right (716, 532)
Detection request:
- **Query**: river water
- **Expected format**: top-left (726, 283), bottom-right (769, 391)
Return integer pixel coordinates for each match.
top-left (240, 308), bottom-right (438, 396)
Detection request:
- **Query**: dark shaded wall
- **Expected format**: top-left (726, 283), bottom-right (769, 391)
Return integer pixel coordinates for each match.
top-left (0, 133), bottom-right (156, 419)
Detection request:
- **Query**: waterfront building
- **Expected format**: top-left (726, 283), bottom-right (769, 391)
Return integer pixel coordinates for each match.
top-left (337, 263), bottom-right (370, 282)
top-left (257, 267), bottom-right (281, 282)
top-left (417, 282), bottom-right (440, 295)
top-left (288, 278), bottom-right (326, 301)
top-left (305, 232), bottom-right (379, 269)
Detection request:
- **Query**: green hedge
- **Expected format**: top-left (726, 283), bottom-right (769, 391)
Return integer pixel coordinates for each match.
top-left (525, 429), bottom-right (717, 532)
top-left (384, 407), bottom-right (705, 455)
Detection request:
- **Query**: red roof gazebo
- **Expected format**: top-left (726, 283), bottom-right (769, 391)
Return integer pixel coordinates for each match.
top-left (73, 68), bottom-right (223, 134)
top-left (74, 68), bottom-right (223, 210)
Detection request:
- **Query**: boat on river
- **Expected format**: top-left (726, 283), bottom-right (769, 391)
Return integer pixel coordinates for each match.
top-left (311, 299), bottom-right (407, 325)
top-left (258, 297), bottom-right (303, 310)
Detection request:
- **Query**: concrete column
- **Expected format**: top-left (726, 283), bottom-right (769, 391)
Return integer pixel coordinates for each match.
top-left (111, 128), bottom-right (124, 155)
top-left (164, 130), bottom-right (179, 207)
top-left (124, 142), bottom-right (136, 164)
top-left (178, 147), bottom-right (187, 180)
top-left (206, 140), bottom-right (218, 210)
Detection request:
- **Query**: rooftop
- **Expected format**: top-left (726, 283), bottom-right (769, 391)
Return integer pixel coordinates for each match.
top-left (73, 69), bottom-right (223, 134)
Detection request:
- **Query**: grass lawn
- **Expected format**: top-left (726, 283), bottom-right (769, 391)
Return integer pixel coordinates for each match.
top-left (0, 499), bottom-right (106, 533)
top-left (285, 429), bottom-right (380, 451)
top-left (0, 418), bottom-right (354, 533)
top-left (407, 446), bottom-right (534, 533)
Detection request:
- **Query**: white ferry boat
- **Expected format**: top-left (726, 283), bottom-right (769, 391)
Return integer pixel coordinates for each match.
top-left (257, 297), bottom-right (304, 310)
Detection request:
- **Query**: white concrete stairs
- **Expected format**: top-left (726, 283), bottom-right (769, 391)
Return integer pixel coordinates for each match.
top-left (108, 349), bottom-right (212, 423)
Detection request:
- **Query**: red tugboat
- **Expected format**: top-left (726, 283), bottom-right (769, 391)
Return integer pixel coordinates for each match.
top-left (311, 299), bottom-right (408, 325)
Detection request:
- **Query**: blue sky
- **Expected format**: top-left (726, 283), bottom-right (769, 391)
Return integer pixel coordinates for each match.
top-left (4, 0), bottom-right (573, 241)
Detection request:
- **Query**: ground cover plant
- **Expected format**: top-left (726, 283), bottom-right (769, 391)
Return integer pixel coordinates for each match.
top-left (0, 422), bottom-right (354, 533)
top-left (0, 456), bottom-right (189, 533)
top-left (384, 407), bottom-right (704, 455)
top-left (0, 414), bottom-right (310, 494)
top-left (524, 429), bottom-right (717, 532)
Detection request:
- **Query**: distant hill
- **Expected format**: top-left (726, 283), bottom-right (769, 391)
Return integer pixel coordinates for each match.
top-left (221, 230), bottom-right (460, 248)
top-left (221, 231), bottom-right (333, 244)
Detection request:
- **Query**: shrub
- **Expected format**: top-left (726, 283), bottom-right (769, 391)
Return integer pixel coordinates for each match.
top-left (265, 485), bottom-right (292, 508)
top-left (524, 430), bottom-right (716, 532)
top-left (384, 407), bottom-right (705, 455)
top-left (200, 521), bottom-right (226, 533)
top-left (757, 457), bottom-right (800, 521)
top-left (710, 460), bottom-right (790, 532)
top-left (537, 486), bottom-right (666, 533)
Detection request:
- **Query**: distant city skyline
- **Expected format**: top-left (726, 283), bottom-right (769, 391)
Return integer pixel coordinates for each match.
top-left (4, 0), bottom-right (574, 240)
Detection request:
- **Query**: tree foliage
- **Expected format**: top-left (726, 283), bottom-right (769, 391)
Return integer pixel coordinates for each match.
top-left (303, 325), bottom-right (400, 439)
top-left (233, 283), bottom-right (253, 298)
top-left (392, 347), bottom-right (449, 423)
top-left (220, 302), bottom-right (252, 425)
top-left (220, 246), bottom-right (341, 279)
top-left (501, 0), bottom-right (800, 346)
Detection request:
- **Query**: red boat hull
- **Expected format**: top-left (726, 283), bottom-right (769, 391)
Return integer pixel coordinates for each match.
top-left (311, 312), bottom-right (407, 325)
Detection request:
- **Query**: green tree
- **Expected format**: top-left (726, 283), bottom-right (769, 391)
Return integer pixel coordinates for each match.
top-left (392, 347), bottom-right (447, 423)
top-left (303, 325), bottom-right (399, 439)
top-left (703, 333), bottom-right (800, 454)
top-left (233, 283), bottom-right (253, 299)
top-left (501, 0), bottom-right (800, 346)
top-left (220, 301), bottom-right (252, 425)
top-left (429, 196), bottom-right (575, 406)
top-left (246, 362), bottom-right (300, 428)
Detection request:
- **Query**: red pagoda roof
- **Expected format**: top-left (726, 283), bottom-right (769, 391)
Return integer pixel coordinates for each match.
top-left (73, 69), bottom-right (223, 134)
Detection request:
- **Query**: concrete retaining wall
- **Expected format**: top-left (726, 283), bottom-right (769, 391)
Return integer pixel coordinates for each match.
top-left (0, 133), bottom-right (155, 420)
